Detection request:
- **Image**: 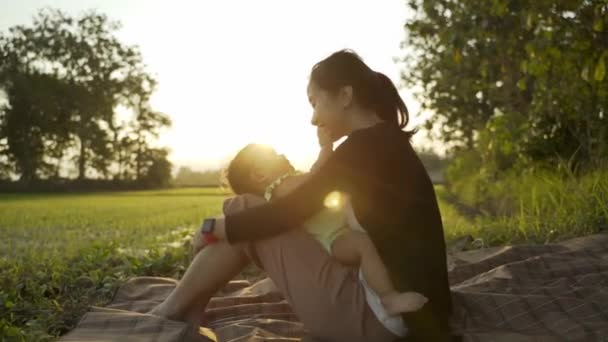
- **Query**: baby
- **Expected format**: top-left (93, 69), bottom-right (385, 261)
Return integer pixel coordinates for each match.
top-left (223, 139), bottom-right (428, 318)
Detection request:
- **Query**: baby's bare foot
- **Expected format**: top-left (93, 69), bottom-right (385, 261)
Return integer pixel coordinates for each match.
top-left (381, 291), bottom-right (428, 315)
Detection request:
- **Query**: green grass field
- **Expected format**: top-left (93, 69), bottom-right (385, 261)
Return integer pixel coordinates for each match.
top-left (0, 188), bottom-right (232, 341)
top-left (1, 188), bottom-right (229, 263)
top-left (4, 182), bottom-right (602, 341)
top-left (0, 185), bottom-right (540, 340)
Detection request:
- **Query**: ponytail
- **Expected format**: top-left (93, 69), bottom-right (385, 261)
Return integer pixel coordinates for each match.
top-left (310, 49), bottom-right (417, 138)
top-left (374, 71), bottom-right (411, 132)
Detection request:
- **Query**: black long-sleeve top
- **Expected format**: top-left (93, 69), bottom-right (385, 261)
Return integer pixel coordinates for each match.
top-left (225, 122), bottom-right (454, 341)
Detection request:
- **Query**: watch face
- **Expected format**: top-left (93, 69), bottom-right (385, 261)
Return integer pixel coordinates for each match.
top-left (201, 218), bottom-right (215, 233)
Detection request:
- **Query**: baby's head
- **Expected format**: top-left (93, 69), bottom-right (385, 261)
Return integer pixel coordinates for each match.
top-left (224, 144), bottom-right (295, 196)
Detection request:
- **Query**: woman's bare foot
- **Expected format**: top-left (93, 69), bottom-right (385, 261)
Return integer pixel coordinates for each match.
top-left (381, 291), bottom-right (428, 315)
top-left (147, 302), bottom-right (205, 327)
top-left (146, 304), bottom-right (167, 317)
top-left (182, 303), bottom-right (205, 326)
top-left (146, 303), bottom-right (180, 320)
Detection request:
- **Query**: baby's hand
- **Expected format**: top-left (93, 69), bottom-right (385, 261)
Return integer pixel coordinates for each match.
top-left (317, 126), bottom-right (333, 148)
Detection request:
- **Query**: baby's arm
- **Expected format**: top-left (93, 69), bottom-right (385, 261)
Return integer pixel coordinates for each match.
top-left (310, 126), bottom-right (334, 174)
top-left (274, 127), bottom-right (334, 197)
top-left (274, 151), bottom-right (326, 196)
top-left (273, 175), bottom-right (307, 198)
top-left (310, 146), bottom-right (333, 174)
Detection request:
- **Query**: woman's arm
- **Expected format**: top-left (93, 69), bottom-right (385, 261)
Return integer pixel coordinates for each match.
top-left (219, 134), bottom-right (363, 244)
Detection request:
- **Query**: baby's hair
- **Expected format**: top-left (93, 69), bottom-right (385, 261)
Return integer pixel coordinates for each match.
top-left (222, 144), bottom-right (264, 196)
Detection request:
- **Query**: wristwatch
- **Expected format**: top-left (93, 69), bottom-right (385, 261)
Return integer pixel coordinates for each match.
top-left (200, 218), bottom-right (219, 244)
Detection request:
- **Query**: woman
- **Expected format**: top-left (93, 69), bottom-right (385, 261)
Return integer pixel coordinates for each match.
top-left (151, 50), bottom-right (455, 341)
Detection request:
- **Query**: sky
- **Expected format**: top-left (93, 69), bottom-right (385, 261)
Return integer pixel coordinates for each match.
top-left (0, 0), bottom-right (438, 172)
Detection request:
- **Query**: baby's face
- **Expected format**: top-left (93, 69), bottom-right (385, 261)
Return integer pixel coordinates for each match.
top-left (250, 146), bottom-right (295, 186)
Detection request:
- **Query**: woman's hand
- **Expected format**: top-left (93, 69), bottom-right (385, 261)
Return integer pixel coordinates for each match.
top-left (317, 126), bottom-right (334, 148)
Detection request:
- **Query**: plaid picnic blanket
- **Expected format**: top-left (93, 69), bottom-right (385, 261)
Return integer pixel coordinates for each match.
top-left (60, 232), bottom-right (608, 342)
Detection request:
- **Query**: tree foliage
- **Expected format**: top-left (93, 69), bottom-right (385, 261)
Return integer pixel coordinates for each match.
top-left (0, 9), bottom-right (172, 187)
top-left (402, 0), bottom-right (608, 171)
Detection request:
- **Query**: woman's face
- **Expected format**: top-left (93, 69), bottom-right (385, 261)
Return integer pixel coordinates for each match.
top-left (307, 80), bottom-right (350, 141)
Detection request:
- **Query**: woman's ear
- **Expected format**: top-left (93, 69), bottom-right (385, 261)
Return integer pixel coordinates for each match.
top-left (339, 85), bottom-right (354, 108)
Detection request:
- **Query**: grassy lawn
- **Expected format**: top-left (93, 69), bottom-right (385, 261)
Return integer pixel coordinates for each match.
top-left (0, 188), bottom-right (229, 263)
top-left (436, 166), bottom-right (608, 247)
top-left (434, 185), bottom-right (480, 244)
top-left (0, 187), bottom-right (230, 341)
top-left (3, 183), bottom-right (602, 340)
top-left (1, 186), bottom-right (471, 340)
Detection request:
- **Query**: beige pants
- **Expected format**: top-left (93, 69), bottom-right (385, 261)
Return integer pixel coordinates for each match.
top-left (224, 194), bottom-right (399, 342)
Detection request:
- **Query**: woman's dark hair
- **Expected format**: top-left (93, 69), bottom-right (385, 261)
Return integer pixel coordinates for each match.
top-left (221, 144), bottom-right (264, 196)
top-left (310, 49), bottom-right (417, 138)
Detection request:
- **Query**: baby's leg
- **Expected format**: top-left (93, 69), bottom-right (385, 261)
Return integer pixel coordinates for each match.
top-left (331, 230), bottom-right (394, 294)
top-left (331, 230), bottom-right (428, 315)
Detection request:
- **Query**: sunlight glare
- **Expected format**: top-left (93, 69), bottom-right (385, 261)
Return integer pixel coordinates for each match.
top-left (324, 191), bottom-right (345, 210)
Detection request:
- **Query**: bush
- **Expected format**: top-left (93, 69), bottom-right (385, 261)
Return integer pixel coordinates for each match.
top-left (443, 151), bottom-right (608, 245)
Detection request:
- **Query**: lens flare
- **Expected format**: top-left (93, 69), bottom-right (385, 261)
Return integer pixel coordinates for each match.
top-left (324, 191), bottom-right (344, 209)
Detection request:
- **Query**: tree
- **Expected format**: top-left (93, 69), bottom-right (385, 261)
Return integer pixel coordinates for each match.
top-left (402, 0), bottom-right (608, 170)
top-left (0, 8), bottom-right (172, 185)
top-left (0, 113), bottom-right (13, 180)
top-left (140, 148), bottom-right (172, 188)
top-left (173, 167), bottom-right (222, 187)
top-left (130, 97), bottom-right (171, 181)
top-left (0, 71), bottom-right (75, 181)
